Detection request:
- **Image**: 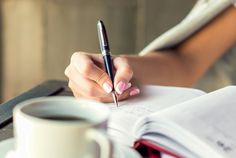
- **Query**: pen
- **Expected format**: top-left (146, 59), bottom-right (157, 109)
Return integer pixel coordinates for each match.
top-left (97, 20), bottom-right (119, 107)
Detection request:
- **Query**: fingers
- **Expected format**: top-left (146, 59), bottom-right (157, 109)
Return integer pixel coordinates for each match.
top-left (70, 52), bottom-right (113, 93)
top-left (65, 64), bottom-right (109, 98)
top-left (65, 52), bottom-right (140, 103)
top-left (113, 57), bottom-right (134, 94)
top-left (68, 80), bottom-right (108, 99)
top-left (67, 68), bottom-right (140, 103)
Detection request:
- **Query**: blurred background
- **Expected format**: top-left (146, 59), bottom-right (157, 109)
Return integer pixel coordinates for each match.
top-left (0, 0), bottom-right (196, 101)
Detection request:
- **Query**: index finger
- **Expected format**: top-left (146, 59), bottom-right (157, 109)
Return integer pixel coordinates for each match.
top-left (113, 57), bottom-right (133, 94)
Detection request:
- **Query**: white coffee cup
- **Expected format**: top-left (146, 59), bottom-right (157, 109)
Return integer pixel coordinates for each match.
top-left (13, 96), bottom-right (112, 158)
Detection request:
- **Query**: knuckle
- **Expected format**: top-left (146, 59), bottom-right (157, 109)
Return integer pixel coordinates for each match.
top-left (64, 66), bottom-right (70, 77)
top-left (121, 56), bottom-right (129, 63)
top-left (73, 91), bottom-right (80, 98)
top-left (71, 52), bottom-right (79, 61)
top-left (68, 82), bottom-right (80, 98)
top-left (114, 56), bottom-right (125, 63)
top-left (72, 90), bottom-right (80, 98)
top-left (71, 52), bottom-right (84, 62)
top-left (115, 55), bottom-right (128, 62)
top-left (117, 56), bottom-right (129, 63)
top-left (64, 64), bottom-right (76, 78)
top-left (122, 65), bottom-right (133, 76)
top-left (68, 81), bottom-right (73, 89)
top-left (114, 56), bottom-right (133, 76)
top-left (80, 62), bottom-right (93, 76)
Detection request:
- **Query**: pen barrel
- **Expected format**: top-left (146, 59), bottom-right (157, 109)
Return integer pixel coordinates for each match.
top-left (103, 54), bottom-right (114, 89)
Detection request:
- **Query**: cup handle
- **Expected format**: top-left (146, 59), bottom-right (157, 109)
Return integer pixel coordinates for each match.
top-left (86, 129), bottom-right (113, 158)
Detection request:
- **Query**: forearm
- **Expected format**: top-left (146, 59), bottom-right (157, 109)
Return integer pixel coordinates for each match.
top-left (124, 6), bottom-right (236, 87)
top-left (177, 6), bottom-right (236, 82)
top-left (123, 51), bottom-right (193, 87)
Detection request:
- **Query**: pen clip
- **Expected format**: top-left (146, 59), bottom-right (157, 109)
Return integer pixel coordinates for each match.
top-left (97, 20), bottom-right (110, 52)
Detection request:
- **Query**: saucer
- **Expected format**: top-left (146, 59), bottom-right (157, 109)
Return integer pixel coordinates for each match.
top-left (0, 138), bottom-right (141, 158)
top-left (0, 138), bottom-right (14, 158)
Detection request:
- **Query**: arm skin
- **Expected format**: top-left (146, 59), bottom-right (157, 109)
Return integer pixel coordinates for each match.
top-left (124, 6), bottom-right (236, 87)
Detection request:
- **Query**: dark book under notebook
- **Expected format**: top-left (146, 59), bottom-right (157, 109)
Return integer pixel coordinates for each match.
top-left (0, 80), bottom-right (72, 141)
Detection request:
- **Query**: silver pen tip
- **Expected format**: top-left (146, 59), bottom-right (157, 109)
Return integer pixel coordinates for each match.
top-left (112, 92), bottom-right (118, 107)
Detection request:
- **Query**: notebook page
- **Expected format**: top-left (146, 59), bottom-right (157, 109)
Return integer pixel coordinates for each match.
top-left (107, 85), bottom-right (205, 146)
top-left (148, 86), bottom-right (236, 158)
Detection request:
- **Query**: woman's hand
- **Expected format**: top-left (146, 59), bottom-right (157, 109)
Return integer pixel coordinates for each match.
top-left (65, 52), bottom-right (140, 102)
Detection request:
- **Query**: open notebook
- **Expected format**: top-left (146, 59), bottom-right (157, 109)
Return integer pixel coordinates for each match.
top-left (107, 85), bottom-right (236, 158)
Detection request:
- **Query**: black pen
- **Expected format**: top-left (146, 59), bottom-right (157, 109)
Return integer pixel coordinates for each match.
top-left (97, 20), bottom-right (118, 107)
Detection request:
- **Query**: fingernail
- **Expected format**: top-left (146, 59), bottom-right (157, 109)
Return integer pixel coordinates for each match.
top-left (103, 82), bottom-right (112, 93)
top-left (116, 81), bottom-right (128, 94)
top-left (130, 88), bottom-right (140, 96)
top-left (127, 82), bottom-right (132, 89)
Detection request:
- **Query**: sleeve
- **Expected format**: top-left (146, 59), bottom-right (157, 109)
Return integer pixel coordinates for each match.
top-left (139, 0), bottom-right (234, 55)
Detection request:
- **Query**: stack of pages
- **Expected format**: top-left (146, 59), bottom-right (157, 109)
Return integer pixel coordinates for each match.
top-left (107, 85), bottom-right (236, 158)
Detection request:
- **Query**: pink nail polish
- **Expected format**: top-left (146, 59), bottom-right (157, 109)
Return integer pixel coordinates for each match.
top-left (116, 81), bottom-right (127, 94)
top-left (103, 82), bottom-right (112, 93)
top-left (130, 88), bottom-right (140, 96)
